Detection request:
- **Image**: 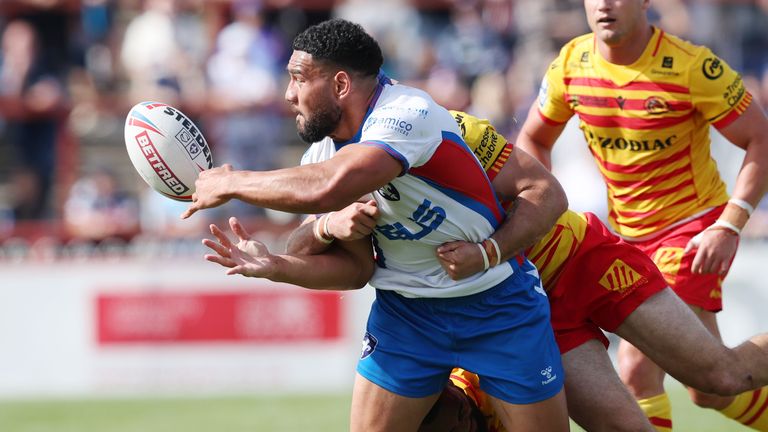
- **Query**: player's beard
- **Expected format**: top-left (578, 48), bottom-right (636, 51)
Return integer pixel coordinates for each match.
top-left (296, 99), bottom-right (342, 144)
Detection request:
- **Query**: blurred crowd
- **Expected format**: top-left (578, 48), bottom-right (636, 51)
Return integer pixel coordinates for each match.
top-left (0, 0), bottom-right (767, 260)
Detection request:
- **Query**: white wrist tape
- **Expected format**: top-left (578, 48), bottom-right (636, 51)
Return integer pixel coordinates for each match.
top-left (323, 211), bottom-right (335, 239)
top-left (314, 214), bottom-right (334, 244)
top-left (728, 198), bottom-right (754, 216)
top-left (477, 243), bottom-right (490, 271)
top-left (487, 238), bottom-right (502, 266)
top-left (712, 219), bottom-right (742, 236)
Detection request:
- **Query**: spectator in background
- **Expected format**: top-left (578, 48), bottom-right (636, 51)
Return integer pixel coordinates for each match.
top-left (63, 168), bottom-right (139, 242)
top-left (0, 19), bottom-right (68, 220)
top-left (119, 0), bottom-right (206, 106)
top-left (205, 0), bottom-right (287, 219)
top-left (335, 0), bottom-right (428, 81)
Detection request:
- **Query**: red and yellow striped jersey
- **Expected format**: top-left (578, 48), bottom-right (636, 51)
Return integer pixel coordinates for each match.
top-left (451, 111), bottom-right (587, 290)
top-left (537, 27), bottom-right (752, 238)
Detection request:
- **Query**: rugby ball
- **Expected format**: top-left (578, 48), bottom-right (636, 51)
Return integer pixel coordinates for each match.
top-left (124, 101), bottom-right (213, 201)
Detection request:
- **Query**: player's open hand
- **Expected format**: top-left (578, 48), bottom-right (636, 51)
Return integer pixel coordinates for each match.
top-left (326, 200), bottom-right (380, 241)
top-left (182, 164), bottom-right (235, 219)
top-left (203, 216), bottom-right (279, 278)
top-left (684, 228), bottom-right (739, 275)
top-left (436, 240), bottom-right (485, 280)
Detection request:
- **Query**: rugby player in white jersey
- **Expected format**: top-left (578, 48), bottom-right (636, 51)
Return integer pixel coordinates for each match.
top-left (183, 19), bottom-right (569, 432)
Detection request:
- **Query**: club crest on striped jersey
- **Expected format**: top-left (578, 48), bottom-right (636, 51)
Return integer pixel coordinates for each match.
top-left (644, 96), bottom-right (669, 115)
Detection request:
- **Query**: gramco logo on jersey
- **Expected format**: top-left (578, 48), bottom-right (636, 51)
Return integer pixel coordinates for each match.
top-left (585, 130), bottom-right (677, 152)
top-left (364, 116), bottom-right (413, 136)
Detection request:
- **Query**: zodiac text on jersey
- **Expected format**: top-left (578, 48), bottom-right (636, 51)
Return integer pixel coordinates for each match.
top-left (376, 199), bottom-right (446, 241)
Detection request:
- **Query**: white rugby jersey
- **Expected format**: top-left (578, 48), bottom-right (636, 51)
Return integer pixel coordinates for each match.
top-left (301, 75), bottom-right (522, 298)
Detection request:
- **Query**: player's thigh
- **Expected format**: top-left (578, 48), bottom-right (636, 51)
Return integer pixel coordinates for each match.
top-left (351, 373), bottom-right (440, 432)
top-left (489, 388), bottom-right (569, 432)
top-left (616, 288), bottom-right (735, 388)
top-left (563, 339), bottom-right (655, 432)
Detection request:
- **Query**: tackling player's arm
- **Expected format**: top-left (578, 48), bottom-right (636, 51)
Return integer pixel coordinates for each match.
top-left (286, 199), bottom-right (379, 255)
top-left (438, 113), bottom-right (567, 280)
top-left (182, 144), bottom-right (401, 218)
top-left (203, 217), bottom-right (374, 290)
top-left (437, 145), bottom-right (567, 280)
top-left (488, 145), bottom-right (567, 257)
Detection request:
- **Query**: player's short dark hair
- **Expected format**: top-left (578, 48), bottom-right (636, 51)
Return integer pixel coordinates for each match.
top-left (292, 18), bottom-right (383, 77)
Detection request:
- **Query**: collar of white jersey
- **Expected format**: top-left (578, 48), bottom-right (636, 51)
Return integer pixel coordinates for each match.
top-left (334, 71), bottom-right (393, 148)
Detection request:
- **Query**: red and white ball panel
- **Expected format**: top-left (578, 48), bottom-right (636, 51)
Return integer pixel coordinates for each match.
top-left (124, 101), bottom-right (213, 201)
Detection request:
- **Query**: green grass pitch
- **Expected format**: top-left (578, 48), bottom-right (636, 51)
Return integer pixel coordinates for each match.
top-left (0, 381), bottom-right (754, 431)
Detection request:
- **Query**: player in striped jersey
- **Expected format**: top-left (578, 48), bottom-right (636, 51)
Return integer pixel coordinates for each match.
top-left (205, 111), bottom-right (768, 431)
top-left (516, 1), bottom-right (768, 430)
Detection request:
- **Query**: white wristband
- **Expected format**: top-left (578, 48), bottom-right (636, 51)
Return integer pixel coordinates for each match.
top-left (487, 238), bottom-right (502, 267)
top-left (314, 215), bottom-right (334, 244)
top-left (728, 198), bottom-right (754, 216)
top-left (711, 219), bottom-right (741, 236)
top-left (323, 211), bottom-right (335, 239)
top-left (477, 243), bottom-right (490, 271)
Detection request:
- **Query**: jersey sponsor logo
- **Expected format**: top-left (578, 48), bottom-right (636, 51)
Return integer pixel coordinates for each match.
top-left (644, 96), bottom-right (670, 115)
top-left (364, 116), bottom-right (414, 136)
top-left (360, 332), bottom-right (378, 359)
top-left (723, 75), bottom-right (746, 107)
top-left (377, 183), bottom-right (400, 201)
top-left (568, 94), bottom-right (614, 108)
top-left (650, 68), bottom-right (680, 77)
top-left (662, 56), bottom-right (674, 68)
top-left (376, 199), bottom-right (446, 241)
top-left (541, 366), bottom-right (557, 385)
top-left (599, 258), bottom-right (647, 294)
top-left (378, 105), bottom-right (429, 119)
top-left (134, 131), bottom-right (191, 195)
top-left (702, 57), bottom-right (724, 80)
top-left (585, 129), bottom-right (676, 152)
top-left (473, 124), bottom-right (503, 169)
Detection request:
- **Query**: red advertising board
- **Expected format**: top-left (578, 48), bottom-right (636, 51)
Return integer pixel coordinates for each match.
top-left (96, 290), bottom-right (342, 344)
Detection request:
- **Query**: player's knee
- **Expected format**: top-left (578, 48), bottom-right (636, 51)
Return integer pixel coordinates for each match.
top-left (690, 363), bottom-right (747, 397)
top-left (688, 385), bottom-right (735, 408)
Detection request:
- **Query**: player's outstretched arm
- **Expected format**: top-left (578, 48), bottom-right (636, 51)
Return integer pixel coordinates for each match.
top-left (203, 217), bottom-right (373, 290)
top-left (182, 145), bottom-right (401, 219)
